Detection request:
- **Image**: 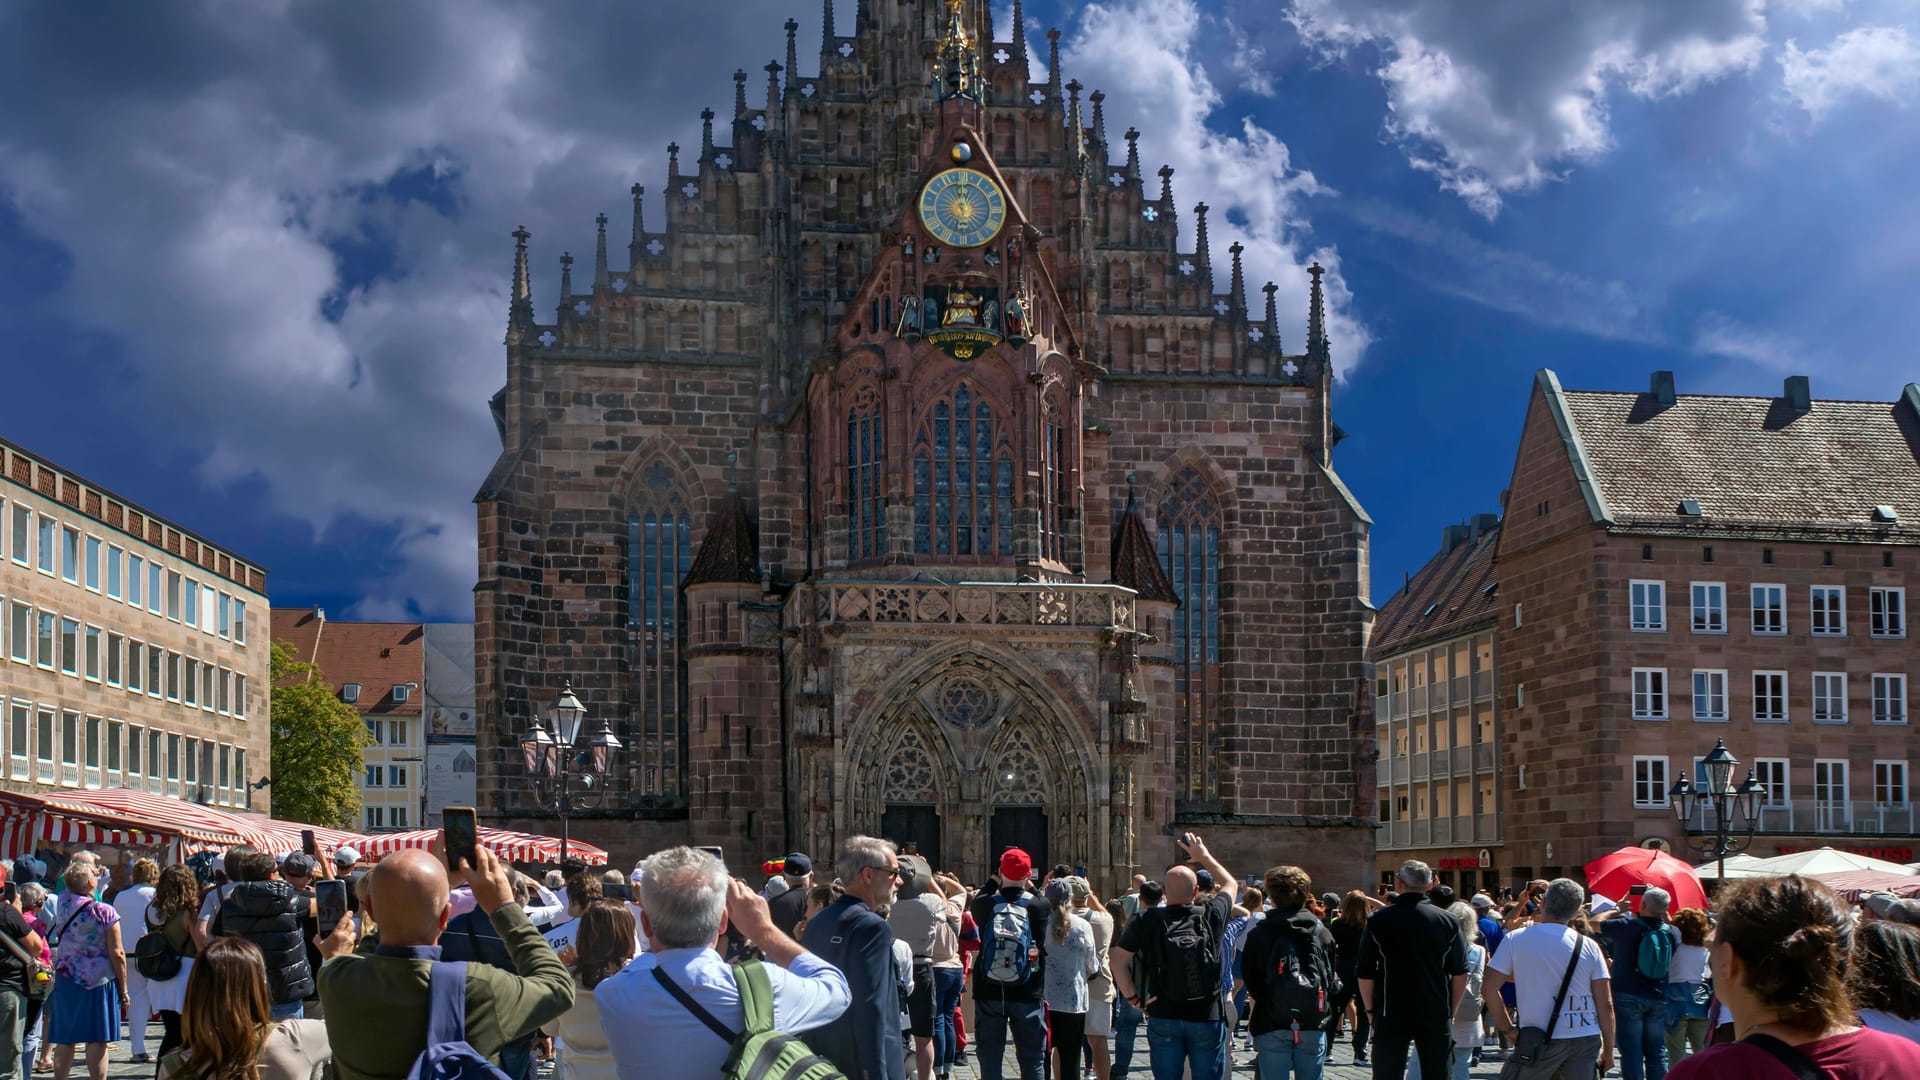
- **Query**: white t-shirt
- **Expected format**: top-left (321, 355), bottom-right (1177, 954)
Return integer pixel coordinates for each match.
top-left (111, 885), bottom-right (156, 942)
top-left (1488, 924), bottom-right (1610, 1040)
top-left (1667, 941), bottom-right (1710, 985)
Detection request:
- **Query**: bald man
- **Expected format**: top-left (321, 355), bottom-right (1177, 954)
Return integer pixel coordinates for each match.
top-left (315, 843), bottom-right (574, 1080)
top-left (1110, 833), bottom-right (1236, 1080)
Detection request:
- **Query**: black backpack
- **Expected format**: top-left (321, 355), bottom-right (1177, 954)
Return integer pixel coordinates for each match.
top-left (1259, 923), bottom-right (1337, 1028)
top-left (1154, 905), bottom-right (1221, 1004)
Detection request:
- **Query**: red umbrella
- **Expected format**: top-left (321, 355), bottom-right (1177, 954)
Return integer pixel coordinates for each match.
top-left (1584, 846), bottom-right (1708, 912)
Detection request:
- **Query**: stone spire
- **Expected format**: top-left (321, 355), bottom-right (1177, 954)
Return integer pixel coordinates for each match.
top-left (1047, 28), bottom-right (1062, 105)
top-left (937, 0), bottom-right (983, 101)
top-left (685, 457), bottom-right (761, 587)
top-left (1157, 165), bottom-right (1174, 208)
top-left (785, 19), bottom-right (799, 93)
top-left (733, 69), bottom-right (748, 123)
top-left (1262, 281), bottom-right (1280, 352)
top-left (593, 213), bottom-right (609, 288)
top-left (765, 61), bottom-right (782, 116)
top-left (1089, 90), bottom-right (1107, 159)
top-left (700, 108), bottom-right (716, 163)
top-left (667, 142), bottom-right (681, 183)
top-left (1307, 261), bottom-right (1328, 361)
top-left (820, 0), bottom-right (834, 53)
top-left (1011, 0), bottom-right (1028, 63)
top-left (558, 251), bottom-right (573, 302)
top-left (1194, 203), bottom-right (1213, 287)
top-left (1066, 80), bottom-right (1084, 164)
top-left (1111, 476), bottom-right (1179, 604)
top-left (1228, 242), bottom-right (1246, 318)
top-left (1124, 127), bottom-right (1140, 180)
top-left (509, 226), bottom-right (533, 329)
top-left (631, 185), bottom-right (645, 245)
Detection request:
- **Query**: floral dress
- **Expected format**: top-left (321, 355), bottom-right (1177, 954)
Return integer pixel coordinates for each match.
top-left (47, 899), bottom-right (121, 1046)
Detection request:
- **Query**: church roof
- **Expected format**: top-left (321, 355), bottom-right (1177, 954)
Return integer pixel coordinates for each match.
top-left (1110, 492), bottom-right (1178, 604)
top-left (683, 490), bottom-right (760, 587)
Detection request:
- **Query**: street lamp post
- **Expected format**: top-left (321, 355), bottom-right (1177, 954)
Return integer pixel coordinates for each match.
top-left (1669, 738), bottom-right (1770, 883)
top-left (517, 682), bottom-right (621, 868)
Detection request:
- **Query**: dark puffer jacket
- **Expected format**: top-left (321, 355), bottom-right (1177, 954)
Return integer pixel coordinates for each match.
top-left (217, 881), bottom-right (312, 1003)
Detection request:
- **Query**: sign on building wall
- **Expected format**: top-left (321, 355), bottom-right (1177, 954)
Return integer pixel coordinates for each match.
top-left (425, 740), bottom-right (478, 824)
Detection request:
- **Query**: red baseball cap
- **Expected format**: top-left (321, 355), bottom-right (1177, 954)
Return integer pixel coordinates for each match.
top-left (998, 847), bottom-right (1033, 883)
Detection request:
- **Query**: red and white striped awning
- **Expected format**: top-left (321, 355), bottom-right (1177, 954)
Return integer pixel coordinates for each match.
top-left (357, 827), bottom-right (609, 866)
top-left (34, 789), bottom-right (292, 851)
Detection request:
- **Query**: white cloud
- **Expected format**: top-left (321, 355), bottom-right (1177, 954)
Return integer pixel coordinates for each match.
top-left (1692, 310), bottom-right (1813, 370)
top-left (1062, 0), bottom-right (1371, 370)
top-left (1289, 0), bottom-right (1767, 216)
top-left (1782, 25), bottom-right (1920, 117)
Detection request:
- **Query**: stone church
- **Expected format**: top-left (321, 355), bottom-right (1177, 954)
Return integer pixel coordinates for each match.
top-left (474, 0), bottom-right (1377, 889)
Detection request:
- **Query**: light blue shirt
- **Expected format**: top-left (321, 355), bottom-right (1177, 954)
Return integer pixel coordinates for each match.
top-left (594, 946), bottom-right (851, 1080)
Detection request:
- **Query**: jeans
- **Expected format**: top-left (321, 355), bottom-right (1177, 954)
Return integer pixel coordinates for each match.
top-left (1615, 993), bottom-right (1668, 1080)
top-left (1370, 1021), bottom-right (1449, 1080)
top-left (1114, 997), bottom-right (1145, 1079)
top-left (1254, 1028), bottom-right (1325, 1080)
top-left (269, 1000), bottom-right (304, 1021)
top-left (933, 968), bottom-right (964, 1069)
top-left (974, 994), bottom-right (1048, 1080)
top-left (0, 988), bottom-right (25, 1080)
top-left (1146, 1017), bottom-right (1225, 1080)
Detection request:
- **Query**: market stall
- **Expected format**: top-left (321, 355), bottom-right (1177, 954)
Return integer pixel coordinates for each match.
top-left (0, 787), bottom-right (348, 862)
top-left (355, 826), bottom-right (609, 866)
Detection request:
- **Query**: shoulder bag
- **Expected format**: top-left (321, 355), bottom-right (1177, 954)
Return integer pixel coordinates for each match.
top-left (0, 921), bottom-right (52, 1003)
top-left (1740, 1033), bottom-right (1826, 1080)
top-left (135, 908), bottom-right (183, 981)
top-left (1510, 931), bottom-right (1585, 1066)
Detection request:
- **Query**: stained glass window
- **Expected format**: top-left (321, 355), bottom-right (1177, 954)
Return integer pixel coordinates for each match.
top-left (847, 387), bottom-right (886, 560)
top-left (1043, 397), bottom-right (1070, 563)
top-left (627, 460), bottom-right (691, 798)
top-left (912, 382), bottom-right (1013, 557)
top-left (1159, 468), bottom-right (1222, 805)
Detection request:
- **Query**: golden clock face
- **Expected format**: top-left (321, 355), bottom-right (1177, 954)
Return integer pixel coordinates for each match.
top-left (918, 169), bottom-right (1007, 248)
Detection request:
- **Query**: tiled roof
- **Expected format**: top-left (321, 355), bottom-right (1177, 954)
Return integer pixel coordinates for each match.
top-left (683, 492), bottom-right (760, 587)
top-left (1110, 499), bottom-right (1179, 604)
top-left (269, 608), bottom-right (424, 715)
top-left (1556, 382), bottom-right (1920, 540)
top-left (1372, 522), bottom-right (1500, 656)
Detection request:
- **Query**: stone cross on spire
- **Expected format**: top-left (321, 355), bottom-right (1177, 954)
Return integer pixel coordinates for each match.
top-left (558, 251), bottom-right (574, 304)
top-left (509, 226), bottom-right (532, 330)
top-left (1194, 203), bottom-right (1212, 287)
top-left (593, 213), bottom-right (609, 288)
top-left (1307, 261), bottom-right (1329, 361)
top-left (784, 19), bottom-right (799, 93)
top-left (1228, 242), bottom-right (1246, 318)
top-left (1262, 282), bottom-right (1280, 353)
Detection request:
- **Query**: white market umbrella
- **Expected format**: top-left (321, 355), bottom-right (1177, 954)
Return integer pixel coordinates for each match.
top-left (1693, 853), bottom-right (1768, 880)
top-left (1725, 847), bottom-right (1917, 879)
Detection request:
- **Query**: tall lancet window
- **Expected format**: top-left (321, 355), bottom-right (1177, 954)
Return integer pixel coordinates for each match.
top-left (847, 386), bottom-right (886, 560)
top-left (626, 460), bottom-right (692, 798)
top-left (1159, 468), bottom-right (1222, 806)
top-left (912, 382), bottom-right (1014, 557)
top-left (1042, 395), bottom-right (1070, 564)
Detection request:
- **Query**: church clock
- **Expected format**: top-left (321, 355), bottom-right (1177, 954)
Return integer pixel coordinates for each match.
top-left (918, 169), bottom-right (1007, 248)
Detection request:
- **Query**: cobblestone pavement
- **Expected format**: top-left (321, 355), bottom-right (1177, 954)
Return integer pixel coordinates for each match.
top-left (93, 1020), bottom-right (1526, 1080)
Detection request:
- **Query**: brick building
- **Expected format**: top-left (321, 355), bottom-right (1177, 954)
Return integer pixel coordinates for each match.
top-left (1497, 370), bottom-right (1920, 882)
top-left (0, 436), bottom-right (269, 808)
top-left (272, 609), bottom-right (427, 833)
top-left (474, 0), bottom-right (1376, 886)
top-left (1372, 516), bottom-right (1504, 892)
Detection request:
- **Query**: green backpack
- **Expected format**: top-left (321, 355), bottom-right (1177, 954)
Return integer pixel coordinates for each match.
top-left (1636, 921), bottom-right (1674, 982)
top-left (652, 959), bottom-right (846, 1080)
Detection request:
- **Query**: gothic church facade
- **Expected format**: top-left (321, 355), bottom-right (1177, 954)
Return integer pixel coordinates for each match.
top-left (475, 0), bottom-right (1377, 888)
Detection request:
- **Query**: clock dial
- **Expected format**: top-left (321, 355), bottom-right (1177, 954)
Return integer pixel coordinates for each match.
top-left (918, 169), bottom-right (1008, 249)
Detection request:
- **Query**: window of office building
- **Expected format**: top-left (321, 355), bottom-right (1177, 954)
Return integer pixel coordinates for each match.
top-left (1811, 586), bottom-right (1845, 635)
top-left (1634, 757), bottom-right (1669, 808)
top-left (1873, 674), bottom-right (1908, 725)
top-left (1692, 670), bottom-right (1728, 721)
top-left (1630, 580), bottom-right (1666, 632)
top-left (1813, 672), bottom-right (1848, 723)
top-left (1690, 582), bottom-right (1726, 633)
top-left (1753, 672), bottom-right (1787, 722)
top-left (1633, 669), bottom-right (1668, 720)
top-left (1871, 587), bottom-right (1906, 638)
top-left (1751, 584), bottom-right (1786, 634)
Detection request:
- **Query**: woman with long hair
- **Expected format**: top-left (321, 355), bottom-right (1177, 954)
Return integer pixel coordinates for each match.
top-left (551, 900), bottom-right (635, 1080)
top-left (1664, 908), bottom-right (1714, 1064)
top-left (1849, 919), bottom-right (1920, 1044)
top-left (157, 937), bottom-right (328, 1080)
top-left (1326, 891), bottom-right (1374, 1066)
top-left (145, 866), bottom-right (210, 1066)
top-left (46, 862), bottom-right (125, 1080)
top-left (1667, 875), bottom-right (1920, 1078)
top-left (1039, 879), bottom-right (1097, 1080)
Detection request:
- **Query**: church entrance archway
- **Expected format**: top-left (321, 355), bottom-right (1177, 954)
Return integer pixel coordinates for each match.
top-left (882, 804), bottom-right (943, 871)
top-left (841, 646), bottom-right (1103, 881)
top-left (990, 807), bottom-right (1047, 876)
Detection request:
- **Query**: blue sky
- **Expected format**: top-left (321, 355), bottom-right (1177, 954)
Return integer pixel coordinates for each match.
top-left (0, 0), bottom-right (1915, 619)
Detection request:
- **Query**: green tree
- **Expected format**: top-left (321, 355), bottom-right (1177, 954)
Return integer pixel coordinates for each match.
top-left (269, 640), bottom-right (373, 828)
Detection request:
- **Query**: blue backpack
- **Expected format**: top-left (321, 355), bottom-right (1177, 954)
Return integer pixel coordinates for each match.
top-left (408, 962), bottom-right (514, 1080)
top-left (981, 895), bottom-right (1035, 985)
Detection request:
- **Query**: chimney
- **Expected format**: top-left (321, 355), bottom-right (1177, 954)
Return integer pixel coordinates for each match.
top-left (314, 607), bottom-right (326, 623)
top-left (1785, 375), bottom-right (1812, 415)
top-left (1650, 370), bottom-right (1676, 408)
top-left (1441, 524), bottom-right (1470, 553)
top-left (1471, 513), bottom-right (1501, 539)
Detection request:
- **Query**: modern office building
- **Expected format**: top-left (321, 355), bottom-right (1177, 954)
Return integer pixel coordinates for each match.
top-left (0, 437), bottom-right (270, 807)
top-left (1497, 371), bottom-right (1920, 881)
top-left (1372, 516), bottom-right (1504, 893)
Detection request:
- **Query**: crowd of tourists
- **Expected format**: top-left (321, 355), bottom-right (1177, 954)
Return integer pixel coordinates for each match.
top-left (1, 839), bottom-right (1920, 1080)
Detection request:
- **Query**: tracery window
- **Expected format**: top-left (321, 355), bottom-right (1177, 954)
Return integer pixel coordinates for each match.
top-left (912, 382), bottom-right (1014, 557)
top-left (626, 460), bottom-right (692, 797)
top-left (1159, 468), bottom-right (1222, 805)
top-left (847, 387), bottom-right (886, 560)
top-left (1042, 396), bottom-right (1070, 564)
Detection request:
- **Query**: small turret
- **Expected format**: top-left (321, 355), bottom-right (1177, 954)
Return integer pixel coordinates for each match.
top-left (819, 0), bottom-right (834, 54)
top-left (1010, 0), bottom-right (1028, 63)
top-left (1262, 281), bottom-right (1279, 352)
top-left (593, 213), bottom-right (609, 289)
top-left (733, 69), bottom-right (748, 123)
top-left (1193, 203), bottom-right (1213, 288)
top-left (1046, 28), bottom-right (1062, 106)
top-left (1228, 242), bottom-right (1246, 319)
top-left (1089, 90), bottom-right (1107, 160)
top-left (509, 226), bottom-right (533, 331)
top-left (1307, 261), bottom-right (1328, 362)
top-left (700, 108), bottom-right (716, 163)
top-left (558, 251), bottom-right (574, 308)
top-left (1124, 127), bottom-right (1140, 180)
top-left (667, 142), bottom-right (681, 183)
top-left (784, 20), bottom-right (799, 93)
top-left (765, 61), bottom-right (782, 118)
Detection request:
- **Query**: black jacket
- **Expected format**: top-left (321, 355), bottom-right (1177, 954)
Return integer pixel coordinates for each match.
top-left (1354, 892), bottom-right (1468, 1029)
top-left (1240, 907), bottom-right (1340, 1037)
top-left (216, 881), bottom-right (313, 1004)
top-left (799, 895), bottom-right (905, 1080)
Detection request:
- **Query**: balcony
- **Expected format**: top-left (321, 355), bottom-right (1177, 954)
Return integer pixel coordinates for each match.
top-left (1411, 686), bottom-right (1429, 713)
top-left (1682, 800), bottom-right (1920, 837)
top-left (1473, 670), bottom-right (1494, 700)
top-left (1452, 675), bottom-right (1469, 705)
top-left (1473, 742), bottom-right (1499, 772)
top-left (1379, 812), bottom-right (1504, 850)
top-left (1475, 814), bottom-right (1500, 842)
top-left (1409, 751), bottom-right (1430, 783)
top-left (1432, 680), bottom-right (1449, 709)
